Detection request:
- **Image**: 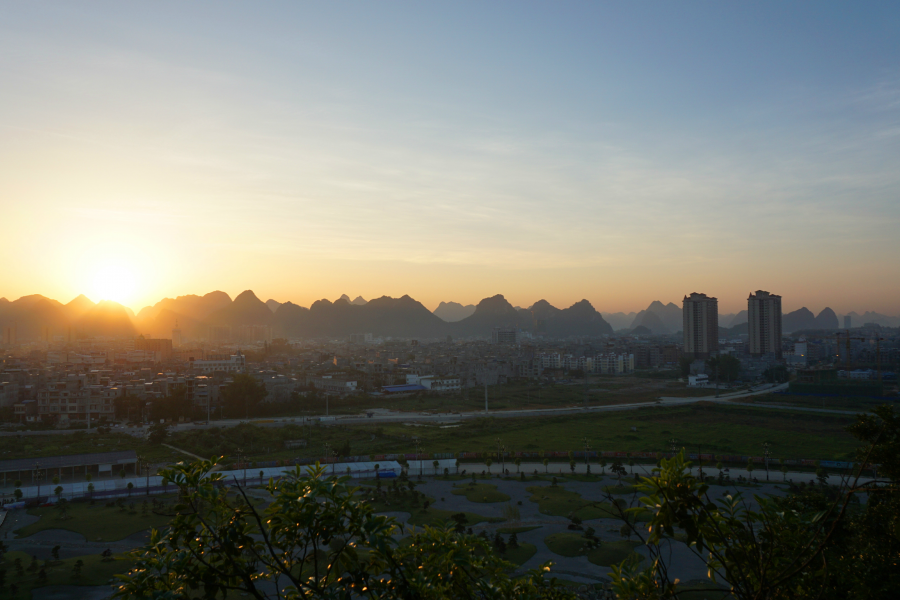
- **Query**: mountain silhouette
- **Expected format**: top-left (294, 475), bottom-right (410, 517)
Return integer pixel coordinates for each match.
top-left (265, 299), bottom-right (282, 313)
top-left (78, 300), bottom-right (137, 338)
top-left (64, 294), bottom-right (96, 321)
top-left (136, 291), bottom-right (232, 324)
top-left (433, 301), bottom-right (476, 322)
top-left (206, 290), bottom-right (273, 327)
top-left (454, 295), bottom-right (525, 336)
top-left (782, 307), bottom-right (817, 333)
top-left (814, 307), bottom-right (839, 330)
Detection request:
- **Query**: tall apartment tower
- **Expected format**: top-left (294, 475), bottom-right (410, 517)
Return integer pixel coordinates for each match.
top-left (682, 293), bottom-right (718, 359)
top-left (748, 290), bottom-right (782, 359)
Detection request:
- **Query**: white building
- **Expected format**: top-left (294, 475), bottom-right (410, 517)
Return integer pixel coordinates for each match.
top-left (190, 351), bottom-right (246, 374)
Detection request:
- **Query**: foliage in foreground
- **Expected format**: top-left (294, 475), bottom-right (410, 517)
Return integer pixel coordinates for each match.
top-left (609, 404), bottom-right (900, 600)
top-left (112, 460), bottom-right (575, 599)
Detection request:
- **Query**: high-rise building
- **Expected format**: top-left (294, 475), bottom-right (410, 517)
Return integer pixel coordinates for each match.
top-left (748, 290), bottom-right (782, 359)
top-left (172, 320), bottom-right (183, 347)
top-left (682, 293), bottom-right (718, 359)
top-left (491, 327), bottom-right (519, 345)
top-left (133, 336), bottom-right (174, 362)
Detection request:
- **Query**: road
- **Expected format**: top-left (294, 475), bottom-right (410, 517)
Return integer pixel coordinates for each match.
top-left (3, 381), bottom-right (869, 438)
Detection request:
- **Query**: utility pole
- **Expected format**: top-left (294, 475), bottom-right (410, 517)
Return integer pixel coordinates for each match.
top-left (763, 442), bottom-right (771, 482)
top-left (496, 437), bottom-right (505, 472)
top-left (582, 437), bottom-right (591, 465)
top-left (323, 442), bottom-right (331, 474)
top-left (698, 445), bottom-right (703, 479)
top-left (484, 379), bottom-right (488, 412)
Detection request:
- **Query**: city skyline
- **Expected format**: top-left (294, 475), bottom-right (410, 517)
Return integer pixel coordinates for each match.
top-left (2, 3), bottom-right (899, 314)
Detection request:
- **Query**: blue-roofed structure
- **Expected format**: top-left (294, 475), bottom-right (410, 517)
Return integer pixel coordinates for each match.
top-left (381, 384), bottom-right (427, 394)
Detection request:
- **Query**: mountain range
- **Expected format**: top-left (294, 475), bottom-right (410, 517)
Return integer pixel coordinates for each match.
top-left (1, 289), bottom-right (895, 343)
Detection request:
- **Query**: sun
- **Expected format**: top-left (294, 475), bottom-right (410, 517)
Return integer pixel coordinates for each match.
top-left (89, 259), bottom-right (138, 306)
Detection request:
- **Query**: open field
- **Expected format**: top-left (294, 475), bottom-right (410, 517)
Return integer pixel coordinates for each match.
top-left (1, 550), bottom-right (133, 597)
top-left (17, 498), bottom-right (174, 542)
top-left (451, 482), bottom-right (511, 503)
top-left (373, 403), bottom-right (861, 462)
top-left (0, 395), bottom-right (869, 468)
top-left (544, 532), bottom-right (643, 567)
top-left (734, 392), bottom-right (897, 412)
top-left (173, 402), bottom-right (861, 466)
top-left (279, 377), bottom-right (712, 416)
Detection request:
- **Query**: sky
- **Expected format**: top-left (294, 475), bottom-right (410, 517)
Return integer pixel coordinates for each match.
top-left (1, 2), bottom-right (899, 315)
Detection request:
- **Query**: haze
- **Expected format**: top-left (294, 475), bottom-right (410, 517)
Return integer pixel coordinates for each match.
top-left (2, 2), bottom-right (899, 315)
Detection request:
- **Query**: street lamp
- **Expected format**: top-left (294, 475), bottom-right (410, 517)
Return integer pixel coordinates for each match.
top-left (34, 463), bottom-right (44, 499)
top-left (582, 437), bottom-right (591, 465)
top-left (496, 437), bottom-right (505, 472)
top-left (414, 438), bottom-right (422, 477)
top-left (669, 438), bottom-right (679, 456)
top-left (236, 448), bottom-right (247, 485)
top-left (763, 442), bottom-right (771, 482)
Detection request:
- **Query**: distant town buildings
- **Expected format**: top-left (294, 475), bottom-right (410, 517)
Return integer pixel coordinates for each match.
top-left (491, 327), bottom-right (518, 345)
top-left (682, 293), bottom-right (718, 359)
top-left (190, 350), bottom-right (246, 374)
top-left (748, 290), bottom-right (783, 359)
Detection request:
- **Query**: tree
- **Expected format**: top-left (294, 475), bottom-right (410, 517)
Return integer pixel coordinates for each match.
top-left (599, 458), bottom-right (607, 475)
top-left (485, 458), bottom-right (492, 474)
top-left (374, 463), bottom-right (380, 478)
top-left (432, 460), bottom-right (439, 475)
top-left (87, 483), bottom-right (95, 500)
top-left (611, 460), bottom-right (626, 485)
top-left (13, 489), bottom-right (22, 501)
top-left (51, 546), bottom-right (60, 562)
top-left (450, 512), bottom-right (468, 533)
top-left (515, 457), bottom-right (521, 473)
top-left (111, 460), bottom-right (576, 599)
top-left (147, 422), bottom-right (170, 445)
top-left (221, 374), bottom-right (269, 419)
top-left (706, 355), bottom-right (741, 383)
top-left (763, 364), bottom-right (789, 384)
top-left (543, 458), bottom-right (549, 473)
top-left (609, 404), bottom-right (900, 600)
top-left (127, 482), bottom-right (134, 497)
top-left (119, 469), bottom-right (126, 479)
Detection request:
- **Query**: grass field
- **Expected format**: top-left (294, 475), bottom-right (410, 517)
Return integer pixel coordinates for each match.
top-left (165, 402), bottom-right (863, 467)
top-left (363, 492), bottom-right (501, 528)
top-left (500, 543), bottom-right (537, 566)
top-left (0, 381), bottom-right (869, 470)
top-left (497, 525), bottom-right (542, 534)
top-left (527, 485), bottom-right (627, 521)
top-left (371, 403), bottom-right (861, 462)
top-left (544, 532), bottom-right (643, 567)
top-left (1, 550), bottom-right (133, 597)
top-left (451, 483), bottom-right (511, 503)
top-left (16, 499), bottom-right (173, 542)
